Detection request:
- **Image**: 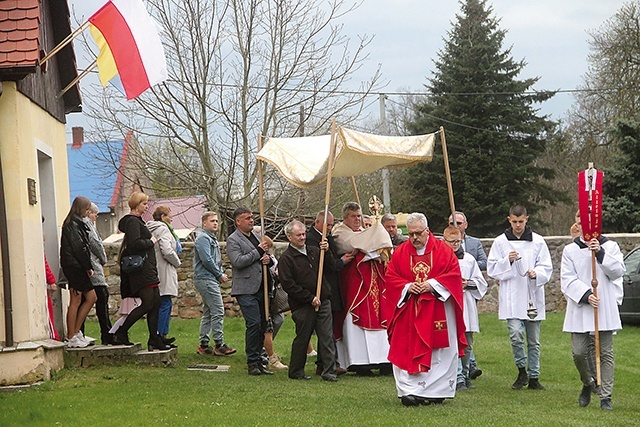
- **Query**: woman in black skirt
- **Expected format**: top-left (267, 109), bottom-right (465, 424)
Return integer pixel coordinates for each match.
top-left (114, 191), bottom-right (169, 351)
top-left (60, 196), bottom-right (97, 348)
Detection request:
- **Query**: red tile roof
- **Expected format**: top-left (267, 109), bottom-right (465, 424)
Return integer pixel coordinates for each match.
top-left (0, 0), bottom-right (40, 69)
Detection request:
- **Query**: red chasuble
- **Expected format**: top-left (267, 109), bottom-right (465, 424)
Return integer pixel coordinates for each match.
top-left (385, 234), bottom-right (467, 374)
top-left (334, 252), bottom-right (388, 340)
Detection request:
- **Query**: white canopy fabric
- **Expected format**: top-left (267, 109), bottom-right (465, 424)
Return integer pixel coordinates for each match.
top-left (257, 126), bottom-right (436, 188)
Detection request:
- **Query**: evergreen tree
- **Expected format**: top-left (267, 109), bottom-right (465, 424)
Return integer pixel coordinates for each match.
top-left (602, 120), bottom-right (640, 233)
top-left (403, 0), bottom-right (563, 236)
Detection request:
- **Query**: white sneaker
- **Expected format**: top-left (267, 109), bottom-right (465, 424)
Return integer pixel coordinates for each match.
top-left (75, 332), bottom-right (96, 346)
top-left (268, 354), bottom-right (288, 371)
top-left (67, 335), bottom-right (90, 348)
top-left (307, 350), bottom-right (317, 357)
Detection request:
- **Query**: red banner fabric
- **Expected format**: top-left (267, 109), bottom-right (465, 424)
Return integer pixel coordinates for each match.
top-left (577, 169), bottom-right (604, 240)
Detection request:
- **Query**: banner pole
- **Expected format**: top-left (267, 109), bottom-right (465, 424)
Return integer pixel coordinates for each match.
top-left (587, 164), bottom-right (601, 386)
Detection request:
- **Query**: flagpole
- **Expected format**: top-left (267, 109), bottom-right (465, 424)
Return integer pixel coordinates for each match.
top-left (40, 21), bottom-right (90, 66)
top-left (57, 59), bottom-right (98, 99)
top-left (440, 126), bottom-right (456, 219)
top-left (587, 163), bottom-right (601, 387)
top-left (315, 120), bottom-right (338, 311)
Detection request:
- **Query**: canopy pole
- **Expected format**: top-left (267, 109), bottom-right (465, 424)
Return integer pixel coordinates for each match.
top-left (257, 134), bottom-right (271, 324)
top-left (40, 21), bottom-right (90, 66)
top-left (315, 120), bottom-right (338, 311)
top-left (350, 176), bottom-right (361, 206)
top-left (440, 126), bottom-right (456, 219)
top-left (57, 59), bottom-right (98, 99)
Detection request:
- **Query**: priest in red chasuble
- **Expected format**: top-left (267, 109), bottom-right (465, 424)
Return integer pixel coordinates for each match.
top-left (332, 202), bottom-right (393, 375)
top-left (385, 212), bottom-right (467, 406)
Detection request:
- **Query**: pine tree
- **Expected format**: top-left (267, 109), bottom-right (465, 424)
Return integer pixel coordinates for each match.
top-left (603, 120), bottom-right (640, 233)
top-left (402, 0), bottom-right (562, 236)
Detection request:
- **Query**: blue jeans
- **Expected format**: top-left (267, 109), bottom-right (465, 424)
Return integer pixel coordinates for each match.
top-left (236, 291), bottom-right (266, 366)
top-left (457, 332), bottom-right (474, 383)
top-left (194, 278), bottom-right (225, 346)
top-left (157, 295), bottom-right (173, 336)
top-left (507, 318), bottom-right (541, 379)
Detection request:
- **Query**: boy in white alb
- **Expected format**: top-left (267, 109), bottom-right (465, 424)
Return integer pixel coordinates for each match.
top-left (561, 212), bottom-right (625, 410)
top-left (487, 205), bottom-right (552, 390)
top-left (443, 226), bottom-right (487, 390)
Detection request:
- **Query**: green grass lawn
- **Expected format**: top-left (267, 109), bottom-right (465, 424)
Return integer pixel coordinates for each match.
top-left (1, 313), bottom-right (639, 426)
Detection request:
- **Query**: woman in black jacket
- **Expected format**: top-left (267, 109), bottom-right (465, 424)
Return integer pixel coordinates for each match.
top-left (60, 196), bottom-right (97, 348)
top-left (114, 191), bottom-right (169, 351)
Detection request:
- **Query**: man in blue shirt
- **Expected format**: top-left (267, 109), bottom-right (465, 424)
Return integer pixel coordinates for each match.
top-left (194, 211), bottom-right (236, 356)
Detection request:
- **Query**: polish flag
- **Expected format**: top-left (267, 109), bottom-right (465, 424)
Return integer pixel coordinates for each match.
top-left (89, 0), bottom-right (167, 100)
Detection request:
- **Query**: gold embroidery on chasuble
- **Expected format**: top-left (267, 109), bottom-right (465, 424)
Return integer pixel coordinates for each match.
top-left (370, 265), bottom-right (380, 315)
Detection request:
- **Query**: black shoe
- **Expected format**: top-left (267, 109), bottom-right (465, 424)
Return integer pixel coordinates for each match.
top-left (427, 398), bottom-right (445, 405)
top-left (161, 336), bottom-right (176, 345)
top-left (101, 334), bottom-right (116, 346)
top-left (401, 395), bottom-right (420, 407)
top-left (257, 364), bottom-right (274, 375)
top-left (379, 364), bottom-right (393, 376)
top-left (600, 398), bottom-right (613, 411)
top-left (248, 365), bottom-right (262, 376)
top-left (579, 384), bottom-right (593, 407)
top-left (456, 381), bottom-right (468, 392)
top-left (355, 368), bottom-right (375, 377)
top-left (147, 336), bottom-right (171, 351)
top-left (289, 375), bottom-right (312, 380)
top-left (512, 367), bottom-right (528, 390)
top-left (469, 368), bottom-right (483, 379)
top-left (527, 378), bottom-right (546, 390)
top-left (113, 329), bottom-right (133, 346)
top-left (465, 378), bottom-right (475, 389)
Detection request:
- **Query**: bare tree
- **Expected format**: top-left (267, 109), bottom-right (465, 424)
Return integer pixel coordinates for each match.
top-left (81, 0), bottom-right (382, 232)
top-left (567, 1), bottom-right (640, 160)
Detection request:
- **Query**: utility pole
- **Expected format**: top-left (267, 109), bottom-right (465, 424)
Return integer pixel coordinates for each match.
top-left (379, 93), bottom-right (391, 213)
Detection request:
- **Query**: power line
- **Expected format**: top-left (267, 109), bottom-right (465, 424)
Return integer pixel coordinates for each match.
top-left (76, 66), bottom-right (618, 98)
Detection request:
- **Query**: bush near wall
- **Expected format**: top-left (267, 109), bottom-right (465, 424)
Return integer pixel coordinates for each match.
top-left (97, 234), bottom-right (640, 320)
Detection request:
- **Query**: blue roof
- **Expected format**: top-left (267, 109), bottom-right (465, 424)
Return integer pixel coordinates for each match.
top-left (67, 140), bottom-right (124, 212)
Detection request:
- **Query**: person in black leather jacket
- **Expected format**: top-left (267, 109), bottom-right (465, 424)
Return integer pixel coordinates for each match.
top-left (113, 191), bottom-right (169, 351)
top-left (60, 196), bottom-right (97, 348)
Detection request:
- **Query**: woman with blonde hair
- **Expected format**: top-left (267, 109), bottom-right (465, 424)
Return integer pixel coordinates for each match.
top-left (60, 196), bottom-right (97, 348)
top-left (114, 192), bottom-right (169, 351)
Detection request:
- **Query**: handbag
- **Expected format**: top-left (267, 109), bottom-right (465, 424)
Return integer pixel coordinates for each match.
top-left (271, 283), bottom-right (290, 314)
top-left (119, 240), bottom-right (147, 275)
top-left (120, 254), bottom-right (147, 274)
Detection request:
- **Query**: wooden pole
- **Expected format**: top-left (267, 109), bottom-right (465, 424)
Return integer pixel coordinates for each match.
top-left (57, 59), bottom-right (98, 99)
top-left (40, 21), bottom-right (90, 66)
top-left (350, 176), bottom-right (361, 206)
top-left (257, 134), bottom-right (270, 323)
top-left (440, 126), bottom-right (456, 219)
top-left (315, 120), bottom-right (338, 310)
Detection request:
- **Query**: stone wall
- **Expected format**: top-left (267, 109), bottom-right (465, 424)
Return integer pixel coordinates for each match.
top-left (98, 234), bottom-right (640, 319)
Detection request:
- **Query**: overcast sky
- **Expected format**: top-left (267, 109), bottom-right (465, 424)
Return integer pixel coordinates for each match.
top-left (66, 0), bottom-right (626, 139)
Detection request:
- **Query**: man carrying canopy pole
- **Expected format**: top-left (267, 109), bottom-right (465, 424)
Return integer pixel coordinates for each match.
top-left (561, 166), bottom-right (625, 411)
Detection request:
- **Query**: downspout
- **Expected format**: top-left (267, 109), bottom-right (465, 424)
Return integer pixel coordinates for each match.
top-left (0, 80), bottom-right (14, 347)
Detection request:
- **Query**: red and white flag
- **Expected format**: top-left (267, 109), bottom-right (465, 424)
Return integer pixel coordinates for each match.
top-left (577, 167), bottom-right (604, 241)
top-left (89, 0), bottom-right (167, 100)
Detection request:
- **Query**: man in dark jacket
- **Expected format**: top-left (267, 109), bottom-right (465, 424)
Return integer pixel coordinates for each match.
top-left (306, 210), bottom-right (353, 375)
top-left (278, 220), bottom-right (338, 382)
